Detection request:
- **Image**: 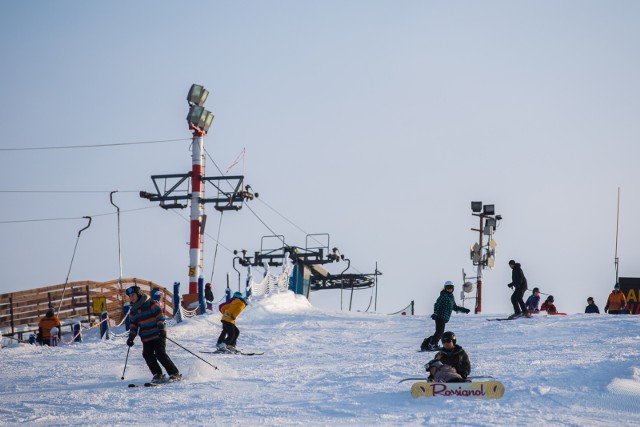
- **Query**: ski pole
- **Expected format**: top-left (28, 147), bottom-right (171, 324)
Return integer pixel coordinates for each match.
top-left (121, 346), bottom-right (131, 380)
top-left (166, 336), bottom-right (219, 370)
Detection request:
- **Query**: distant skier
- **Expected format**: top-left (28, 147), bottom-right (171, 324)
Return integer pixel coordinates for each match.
top-left (424, 358), bottom-right (464, 383)
top-left (205, 283), bottom-right (214, 311)
top-left (126, 285), bottom-right (181, 384)
top-left (216, 291), bottom-right (247, 352)
top-left (38, 306), bottom-right (62, 346)
top-left (507, 260), bottom-right (529, 319)
top-left (525, 287), bottom-right (541, 314)
top-left (604, 283), bottom-right (627, 314)
top-left (420, 281), bottom-right (470, 351)
top-left (432, 331), bottom-right (471, 381)
top-left (541, 295), bottom-right (558, 314)
top-left (585, 297), bottom-right (600, 314)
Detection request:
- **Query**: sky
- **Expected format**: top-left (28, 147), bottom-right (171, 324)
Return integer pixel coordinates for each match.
top-left (1, 1), bottom-right (640, 314)
top-left (1, 292), bottom-right (639, 426)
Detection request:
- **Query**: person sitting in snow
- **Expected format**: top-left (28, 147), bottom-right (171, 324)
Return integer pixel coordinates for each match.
top-left (216, 291), bottom-right (247, 352)
top-left (604, 283), bottom-right (627, 314)
top-left (205, 282), bottom-right (214, 311)
top-left (432, 331), bottom-right (471, 381)
top-left (585, 297), bottom-right (600, 314)
top-left (38, 306), bottom-right (62, 346)
top-left (526, 287), bottom-right (541, 314)
top-left (540, 295), bottom-right (558, 314)
top-left (424, 358), bottom-right (464, 383)
top-left (420, 281), bottom-right (470, 351)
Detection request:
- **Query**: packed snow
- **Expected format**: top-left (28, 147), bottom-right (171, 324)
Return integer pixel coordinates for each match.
top-left (1, 291), bottom-right (639, 426)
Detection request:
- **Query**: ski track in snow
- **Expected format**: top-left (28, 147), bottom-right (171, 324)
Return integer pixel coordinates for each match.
top-left (1, 292), bottom-right (639, 426)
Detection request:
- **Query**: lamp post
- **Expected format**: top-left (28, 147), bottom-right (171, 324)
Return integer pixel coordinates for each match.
top-left (186, 84), bottom-right (214, 294)
top-left (470, 202), bottom-right (502, 314)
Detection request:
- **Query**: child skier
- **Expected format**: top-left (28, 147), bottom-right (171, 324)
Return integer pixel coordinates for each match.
top-left (216, 291), bottom-right (247, 352)
top-left (420, 281), bottom-right (470, 351)
top-left (525, 287), bottom-right (541, 314)
top-left (424, 359), bottom-right (464, 383)
top-left (541, 295), bottom-right (558, 314)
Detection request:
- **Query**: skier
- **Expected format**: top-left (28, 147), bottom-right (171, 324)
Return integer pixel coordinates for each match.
top-left (424, 358), bottom-right (464, 383)
top-left (38, 306), bottom-right (62, 346)
top-left (126, 285), bottom-right (181, 384)
top-left (585, 297), bottom-right (600, 314)
top-left (205, 283), bottom-right (214, 311)
top-left (525, 287), bottom-right (541, 314)
top-left (540, 295), bottom-right (558, 314)
top-left (433, 331), bottom-right (471, 381)
top-left (507, 260), bottom-right (529, 318)
top-left (604, 283), bottom-right (627, 314)
top-left (216, 291), bottom-right (247, 352)
top-left (420, 281), bottom-right (470, 351)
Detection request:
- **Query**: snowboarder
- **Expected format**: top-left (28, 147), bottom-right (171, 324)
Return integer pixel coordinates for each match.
top-left (433, 331), bottom-right (471, 380)
top-left (585, 297), bottom-right (600, 314)
top-left (216, 291), bottom-right (247, 352)
top-left (507, 260), bottom-right (529, 318)
top-left (420, 282), bottom-right (470, 351)
top-left (126, 285), bottom-right (181, 384)
top-left (525, 287), bottom-right (541, 314)
top-left (38, 306), bottom-right (62, 346)
top-left (541, 295), bottom-right (558, 314)
top-left (604, 283), bottom-right (627, 314)
top-left (205, 283), bottom-right (214, 311)
top-left (424, 358), bottom-right (464, 383)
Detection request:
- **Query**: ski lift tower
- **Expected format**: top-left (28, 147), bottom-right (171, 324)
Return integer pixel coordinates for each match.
top-left (469, 202), bottom-right (502, 314)
top-left (141, 84), bottom-right (255, 301)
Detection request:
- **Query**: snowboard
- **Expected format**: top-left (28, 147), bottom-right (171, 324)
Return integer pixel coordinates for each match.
top-left (410, 380), bottom-right (505, 399)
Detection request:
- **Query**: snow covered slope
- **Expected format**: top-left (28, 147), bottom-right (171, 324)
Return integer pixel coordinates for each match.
top-left (1, 292), bottom-right (638, 426)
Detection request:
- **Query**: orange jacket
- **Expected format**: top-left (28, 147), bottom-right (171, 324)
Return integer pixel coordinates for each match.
top-left (38, 315), bottom-right (62, 340)
top-left (605, 291), bottom-right (626, 311)
top-left (221, 297), bottom-right (246, 324)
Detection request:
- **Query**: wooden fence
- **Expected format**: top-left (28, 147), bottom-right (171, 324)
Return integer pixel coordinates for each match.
top-left (0, 278), bottom-right (174, 337)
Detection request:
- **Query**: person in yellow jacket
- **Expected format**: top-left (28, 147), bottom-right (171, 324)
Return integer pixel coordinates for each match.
top-left (216, 292), bottom-right (247, 352)
top-left (604, 283), bottom-right (627, 314)
top-left (38, 307), bottom-right (62, 345)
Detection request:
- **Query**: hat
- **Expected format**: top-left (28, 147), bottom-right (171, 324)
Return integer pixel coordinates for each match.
top-left (443, 281), bottom-right (454, 290)
top-left (532, 287), bottom-right (540, 293)
top-left (233, 291), bottom-right (243, 299)
top-left (46, 307), bottom-right (55, 317)
top-left (547, 295), bottom-right (554, 302)
top-left (614, 283), bottom-right (620, 289)
top-left (426, 359), bottom-right (443, 370)
top-left (205, 283), bottom-right (212, 288)
top-left (587, 297), bottom-right (594, 302)
top-left (508, 260), bottom-right (516, 265)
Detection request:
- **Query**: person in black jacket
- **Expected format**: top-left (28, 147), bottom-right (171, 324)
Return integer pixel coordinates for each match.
top-left (205, 283), bottom-right (214, 311)
top-left (585, 297), bottom-right (600, 314)
top-left (507, 260), bottom-right (529, 319)
top-left (433, 331), bottom-right (471, 380)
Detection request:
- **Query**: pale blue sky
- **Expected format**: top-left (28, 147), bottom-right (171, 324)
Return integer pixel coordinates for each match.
top-left (1, 1), bottom-right (640, 314)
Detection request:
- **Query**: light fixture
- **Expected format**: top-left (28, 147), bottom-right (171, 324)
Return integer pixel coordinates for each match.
top-left (186, 106), bottom-right (215, 132)
top-left (187, 84), bottom-right (209, 107)
top-left (471, 201), bottom-right (482, 213)
top-left (483, 204), bottom-right (495, 215)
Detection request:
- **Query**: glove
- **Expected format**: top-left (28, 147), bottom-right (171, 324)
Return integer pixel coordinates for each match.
top-left (462, 308), bottom-right (471, 314)
top-left (604, 307), bottom-right (608, 313)
top-left (507, 283), bottom-right (513, 288)
top-left (430, 314), bottom-right (437, 320)
top-left (126, 338), bottom-right (134, 347)
top-left (158, 330), bottom-right (166, 339)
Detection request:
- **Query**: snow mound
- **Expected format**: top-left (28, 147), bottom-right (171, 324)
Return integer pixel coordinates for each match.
top-left (607, 367), bottom-right (640, 397)
top-left (244, 291), bottom-right (321, 320)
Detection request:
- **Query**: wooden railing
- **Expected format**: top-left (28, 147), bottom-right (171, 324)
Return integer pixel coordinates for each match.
top-left (0, 278), bottom-right (174, 336)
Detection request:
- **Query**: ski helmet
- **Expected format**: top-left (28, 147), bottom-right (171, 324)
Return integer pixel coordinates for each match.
top-left (233, 291), bottom-right (243, 299)
top-left (443, 281), bottom-right (454, 290)
top-left (46, 307), bottom-right (55, 317)
top-left (441, 331), bottom-right (456, 345)
top-left (126, 285), bottom-right (142, 297)
top-left (532, 287), bottom-right (540, 293)
top-left (547, 295), bottom-right (554, 303)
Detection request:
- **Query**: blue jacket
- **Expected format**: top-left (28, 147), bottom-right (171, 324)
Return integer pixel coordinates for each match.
top-left (585, 303), bottom-right (600, 314)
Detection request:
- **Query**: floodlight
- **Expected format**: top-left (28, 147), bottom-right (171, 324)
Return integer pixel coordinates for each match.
top-left (485, 218), bottom-right (496, 229)
top-left (483, 204), bottom-right (495, 215)
top-left (187, 84), bottom-right (209, 107)
top-left (187, 106), bottom-right (215, 132)
top-left (463, 281), bottom-right (474, 293)
top-left (471, 201), bottom-right (482, 212)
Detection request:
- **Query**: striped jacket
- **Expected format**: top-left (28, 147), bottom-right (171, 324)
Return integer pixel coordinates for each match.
top-left (128, 294), bottom-right (166, 343)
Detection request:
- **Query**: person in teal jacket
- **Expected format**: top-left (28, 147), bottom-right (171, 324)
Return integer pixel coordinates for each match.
top-left (420, 281), bottom-right (470, 351)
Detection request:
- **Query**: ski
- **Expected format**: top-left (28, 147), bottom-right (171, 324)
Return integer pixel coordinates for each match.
top-left (201, 349), bottom-right (264, 356)
top-left (398, 375), bottom-right (495, 383)
top-left (410, 380), bottom-right (505, 399)
top-left (128, 382), bottom-right (160, 388)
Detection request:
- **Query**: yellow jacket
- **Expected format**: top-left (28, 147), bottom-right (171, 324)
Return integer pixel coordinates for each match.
top-left (605, 291), bottom-right (626, 311)
top-left (221, 298), bottom-right (246, 324)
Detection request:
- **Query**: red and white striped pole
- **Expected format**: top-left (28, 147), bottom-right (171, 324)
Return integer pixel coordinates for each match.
top-left (189, 129), bottom-right (205, 294)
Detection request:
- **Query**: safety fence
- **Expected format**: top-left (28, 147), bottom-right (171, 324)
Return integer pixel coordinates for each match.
top-left (0, 278), bottom-right (174, 338)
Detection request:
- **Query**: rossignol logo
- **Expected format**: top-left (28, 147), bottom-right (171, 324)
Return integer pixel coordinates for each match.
top-left (431, 383), bottom-right (485, 396)
top-left (410, 380), bottom-right (505, 399)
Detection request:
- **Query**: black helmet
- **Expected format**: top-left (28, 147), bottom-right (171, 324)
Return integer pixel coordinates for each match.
top-left (126, 285), bottom-right (142, 297)
top-left (547, 295), bottom-right (554, 303)
top-left (441, 331), bottom-right (456, 345)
